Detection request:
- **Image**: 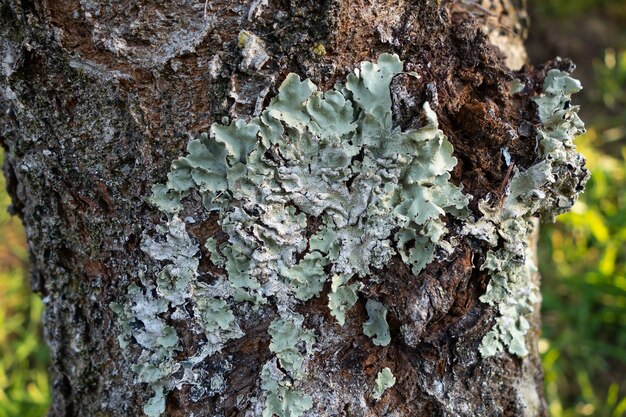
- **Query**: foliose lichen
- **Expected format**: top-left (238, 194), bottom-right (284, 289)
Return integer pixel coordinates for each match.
top-left (111, 216), bottom-right (244, 416)
top-left (372, 367), bottom-right (396, 400)
top-left (113, 54), bottom-right (594, 416)
top-left (362, 299), bottom-right (391, 347)
top-left (465, 69), bottom-right (589, 357)
top-left (110, 52), bottom-right (473, 415)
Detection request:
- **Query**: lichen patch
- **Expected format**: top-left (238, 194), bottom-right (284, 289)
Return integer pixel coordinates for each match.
top-left (111, 56), bottom-right (588, 416)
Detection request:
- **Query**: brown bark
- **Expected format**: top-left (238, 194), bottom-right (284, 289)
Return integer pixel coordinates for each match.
top-left (1, 0), bottom-right (549, 415)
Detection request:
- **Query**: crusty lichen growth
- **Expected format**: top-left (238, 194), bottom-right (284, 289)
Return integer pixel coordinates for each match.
top-left (465, 69), bottom-right (589, 357)
top-left (237, 30), bottom-right (269, 71)
top-left (311, 43), bottom-right (326, 57)
top-left (111, 53), bottom-right (473, 416)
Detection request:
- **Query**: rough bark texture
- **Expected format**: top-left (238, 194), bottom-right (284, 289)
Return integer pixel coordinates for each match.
top-left (1, 0), bottom-right (555, 415)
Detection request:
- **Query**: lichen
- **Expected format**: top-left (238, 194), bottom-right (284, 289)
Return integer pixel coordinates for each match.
top-left (372, 367), bottom-right (396, 400)
top-left (113, 54), bottom-right (473, 415)
top-left (267, 315), bottom-right (315, 379)
top-left (258, 315), bottom-right (317, 417)
top-left (110, 282), bottom-right (178, 417)
top-left (112, 217), bottom-right (243, 416)
top-left (311, 43), bottom-right (326, 57)
top-left (328, 278), bottom-right (359, 326)
top-left (467, 69), bottom-right (589, 357)
top-left (363, 299), bottom-right (391, 347)
top-left (237, 30), bottom-right (269, 71)
top-left (111, 54), bottom-right (588, 417)
top-left (260, 360), bottom-right (313, 417)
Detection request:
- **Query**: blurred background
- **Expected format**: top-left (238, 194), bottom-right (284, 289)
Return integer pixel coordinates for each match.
top-left (527, 0), bottom-right (626, 416)
top-left (0, 1), bottom-right (625, 416)
top-left (0, 154), bottom-right (49, 416)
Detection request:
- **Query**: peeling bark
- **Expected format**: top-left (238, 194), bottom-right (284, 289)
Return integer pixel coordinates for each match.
top-left (0, 0), bottom-right (568, 415)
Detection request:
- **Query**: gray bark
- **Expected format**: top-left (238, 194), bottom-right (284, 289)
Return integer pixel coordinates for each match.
top-left (0, 0), bottom-right (565, 415)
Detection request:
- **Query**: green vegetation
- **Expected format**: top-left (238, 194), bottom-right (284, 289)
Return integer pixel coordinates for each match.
top-left (536, 0), bottom-right (626, 18)
top-left (538, 50), bottom-right (626, 417)
top-left (0, 150), bottom-right (50, 417)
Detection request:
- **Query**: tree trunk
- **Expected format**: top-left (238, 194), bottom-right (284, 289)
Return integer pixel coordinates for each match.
top-left (0, 0), bottom-right (588, 416)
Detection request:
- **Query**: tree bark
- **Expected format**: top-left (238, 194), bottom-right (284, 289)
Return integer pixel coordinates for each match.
top-left (1, 0), bottom-right (586, 416)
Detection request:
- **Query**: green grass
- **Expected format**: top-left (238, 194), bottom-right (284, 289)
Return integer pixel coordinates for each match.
top-left (537, 0), bottom-right (626, 18)
top-left (539, 128), bottom-right (626, 417)
top-left (0, 151), bottom-right (50, 417)
top-left (538, 44), bottom-right (626, 416)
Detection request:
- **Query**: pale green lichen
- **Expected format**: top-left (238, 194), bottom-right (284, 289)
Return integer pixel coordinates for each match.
top-left (110, 283), bottom-right (177, 417)
top-left (267, 315), bottom-right (315, 379)
top-left (113, 54), bottom-right (588, 415)
top-left (469, 69), bottom-right (589, 357)
top-left (260, 315), bottom-right (316, 416)
top-left (260, 361), bottom-right (313, 417)
top-left (372, 367), bottom-right (396, 400)
top-left (143, 384), bottom-right (166, 417)
top-left (159, 53), bottom-right (468, 322)
top-left (112, 217), bottom-right (243, 416)
top-left (328, 276), bottom-right (359, 326)
top-left (114, 54), bottom-right (473, 415)
top-left (204, 237), bottom-right (225, 267)
top-left (363, 299), bottom-right (391, 346)
top-left (510, 78), bottom-right (525, 95)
